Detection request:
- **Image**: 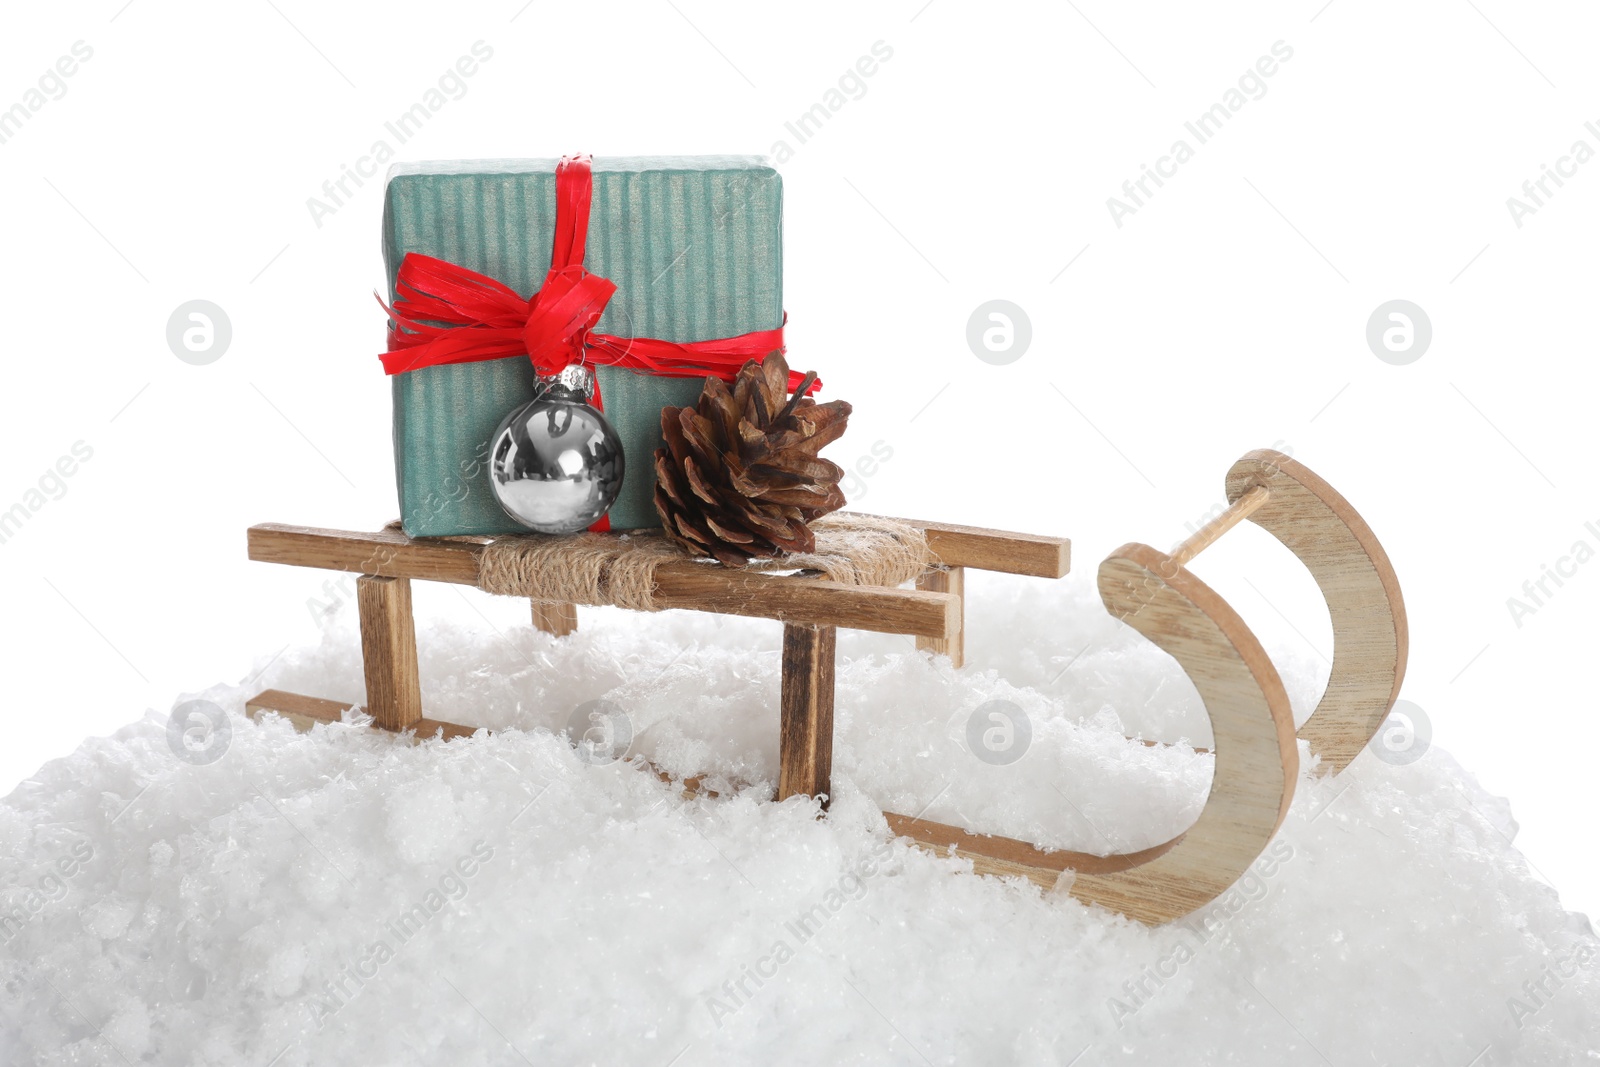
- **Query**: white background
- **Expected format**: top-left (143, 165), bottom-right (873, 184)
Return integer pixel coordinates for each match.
top-left (1, 0), bottom-right (1595, 919)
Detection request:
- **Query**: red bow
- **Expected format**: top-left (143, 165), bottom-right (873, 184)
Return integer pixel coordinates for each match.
top-left (380, 154), bottom-right (805, 391)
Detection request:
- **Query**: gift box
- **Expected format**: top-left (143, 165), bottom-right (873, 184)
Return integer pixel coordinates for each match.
top-left (382, 156), bottom-right (784, 536)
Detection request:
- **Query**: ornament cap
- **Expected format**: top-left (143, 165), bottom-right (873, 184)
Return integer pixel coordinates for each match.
top-left (539, 363), bottom-right (597, 401)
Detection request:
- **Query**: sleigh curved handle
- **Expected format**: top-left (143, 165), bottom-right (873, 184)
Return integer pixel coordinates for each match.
top-left (889, 542), bottom-right (1299, 926)
top-left (1224, 450), bottom-right (1408, 775)
top-left (1067, 544), bottom-right (1300, 922)
top-left (891, 446), bottom-right (1407, 925)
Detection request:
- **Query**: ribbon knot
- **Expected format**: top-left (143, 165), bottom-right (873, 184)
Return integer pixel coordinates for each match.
top-left (521, 264), bottom-right (617, 373)
top-left (379, 153), bottom-right (809, 394)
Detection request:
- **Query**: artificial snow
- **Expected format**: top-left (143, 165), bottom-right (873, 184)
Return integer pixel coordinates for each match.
top-left (1, 573), bottom-right (1596, 1065)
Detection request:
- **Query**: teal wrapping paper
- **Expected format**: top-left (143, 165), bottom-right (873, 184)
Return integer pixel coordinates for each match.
top-left (382, 156), bottom-right (783, 536)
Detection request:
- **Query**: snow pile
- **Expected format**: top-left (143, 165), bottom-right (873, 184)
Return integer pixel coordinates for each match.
top-left (1, 575), bottom-right (1596, 1065)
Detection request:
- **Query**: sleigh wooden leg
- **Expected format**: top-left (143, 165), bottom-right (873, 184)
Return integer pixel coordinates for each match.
top-left (778, 622), bottom-right (836, 807)
top-left (357, 575), bottom-right (423, 732)
top-left (915, 566), bottom-right (965, 667)
top-left (531, 600), bottom-right (579, 638)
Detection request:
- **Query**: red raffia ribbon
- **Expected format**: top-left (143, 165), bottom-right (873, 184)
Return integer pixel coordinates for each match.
top-left (379, 154), bottom-right (803, 390)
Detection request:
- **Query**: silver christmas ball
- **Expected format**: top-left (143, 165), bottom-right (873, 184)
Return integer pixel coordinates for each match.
top-left (489, 365), bottom-right (625, 534)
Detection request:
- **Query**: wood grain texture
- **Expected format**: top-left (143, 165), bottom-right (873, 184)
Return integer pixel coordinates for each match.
top-left (409, 718), bottom-right (480, 740)
top-left (250, 523), bottom-right (479, 583)
top-left (531, 600), bottom-right (579, 637)
top-left (894, 544), bottom-right (1298, 926)
top-left (357, 576), bottom-right (423, 732)
top-left (1225, 450), bottom-right (1408, 775)
top-left (245, 690), bottom-right (353, 730)
top-left (915, 566), bottom-right (965, 667)
top-left (248, 524), bottom-right (957, 639)
top-left (652, 567), bottom-right (955, 639)
top-left (777, 623), bottom-right (836, 806)
top-left (847, 513), bottom-right (1070, 577)
top-left (885, 811), bottom-right (1180, 885)
top-left (246, 689), bottom-right (477, 740)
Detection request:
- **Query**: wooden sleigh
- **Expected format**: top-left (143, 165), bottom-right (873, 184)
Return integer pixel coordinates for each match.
top-left (245, 449), bottom-right (1406, 926)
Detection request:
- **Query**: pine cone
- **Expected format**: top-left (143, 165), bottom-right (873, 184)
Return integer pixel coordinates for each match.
top-left (654, 352), bottom-right (851, 565)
